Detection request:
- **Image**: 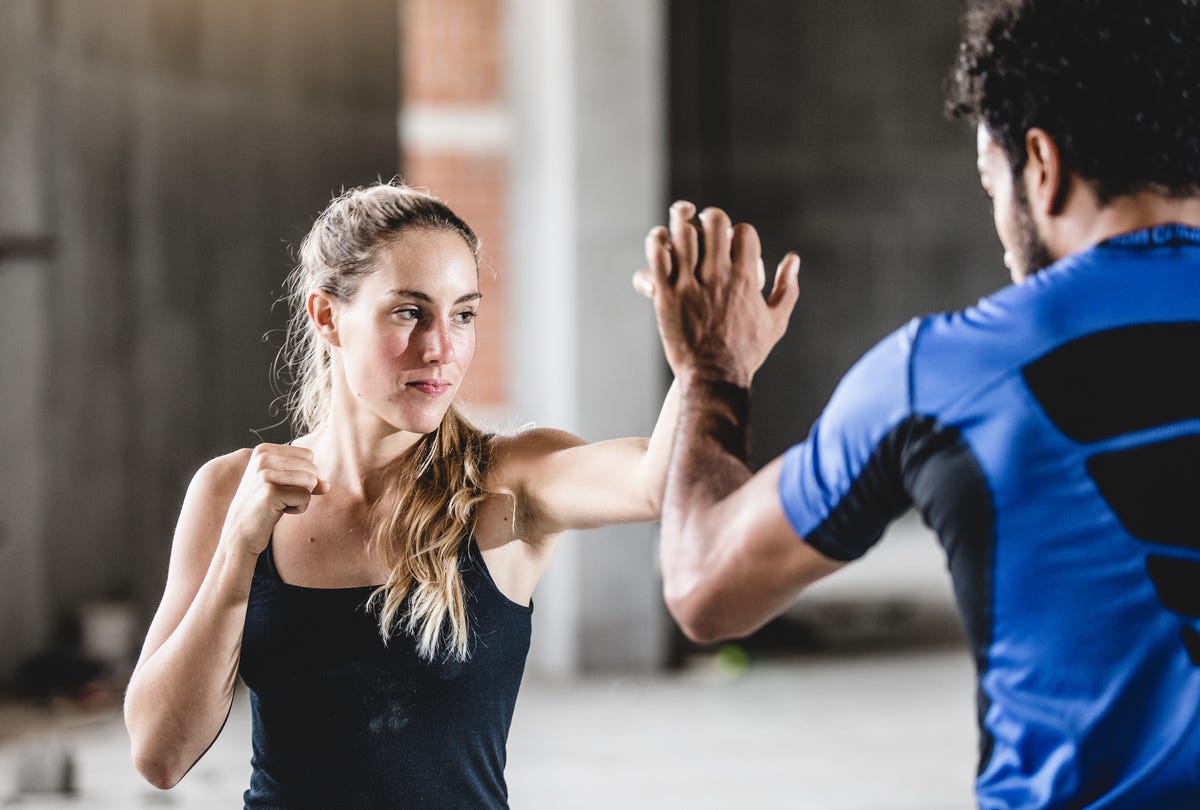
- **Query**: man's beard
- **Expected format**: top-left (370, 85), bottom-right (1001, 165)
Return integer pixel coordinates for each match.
top-left (1011, 179), bottom-right (1056, 277)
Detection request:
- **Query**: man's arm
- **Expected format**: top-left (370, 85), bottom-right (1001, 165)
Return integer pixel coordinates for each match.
top-left (661, 392), bottom-right (844, 641)
top-left (642, 201), bottom-right (843, 642)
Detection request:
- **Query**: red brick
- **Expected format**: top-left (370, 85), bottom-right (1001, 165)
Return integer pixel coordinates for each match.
top-left (401, 0), bottom-right (504, 105)
top-left (401, 150), bottom-right (509, 408)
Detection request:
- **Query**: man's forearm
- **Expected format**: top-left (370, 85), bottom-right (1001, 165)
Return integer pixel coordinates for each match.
top-left (666, 376), bottom-right (753, 512)
top-left (660, 376), bottom-right (753, 613)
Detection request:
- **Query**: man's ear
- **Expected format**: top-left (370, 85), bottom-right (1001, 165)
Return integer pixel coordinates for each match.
top-left (307, 290), bottom-right (340, 347)
top-left (1023, 128), bottom-right (1068, 216)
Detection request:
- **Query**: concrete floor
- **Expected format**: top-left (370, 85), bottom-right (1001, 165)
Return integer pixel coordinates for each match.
top-left (0, 645), bottom-right (976, 809)
top-left (0, 517), bottom-right (979, 808)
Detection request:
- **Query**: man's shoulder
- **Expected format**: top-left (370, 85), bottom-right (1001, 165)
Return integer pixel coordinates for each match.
top-left (907, 275), bottom-right (1079, 415)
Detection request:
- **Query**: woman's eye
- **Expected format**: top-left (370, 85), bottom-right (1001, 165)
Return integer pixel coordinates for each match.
top-left (455, 310), bottom-right (477, 324)
top-left (392, 307), bottom-right (420, 320)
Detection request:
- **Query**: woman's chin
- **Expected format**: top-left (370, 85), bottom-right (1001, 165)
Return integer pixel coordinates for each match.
top-left (387, 405), bottom-right (453, 436)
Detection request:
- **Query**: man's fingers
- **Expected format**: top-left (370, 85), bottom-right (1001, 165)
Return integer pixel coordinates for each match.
top-left (697, 207), bottom-right (732, 284)
top-left (730, 222), bottom-right (762, 289)
top-left (669, 201), bottom-right (699, 282)
top-left (644, 225), bottom-right (672, 286)
top-left (767, 252), bottom-right (802, 314)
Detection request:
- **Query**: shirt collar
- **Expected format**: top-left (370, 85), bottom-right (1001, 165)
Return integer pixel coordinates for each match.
top-left (1098, 223), bottom-right (1200, 250)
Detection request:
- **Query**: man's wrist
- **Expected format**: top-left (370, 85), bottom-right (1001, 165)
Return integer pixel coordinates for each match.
top-left (678, 373), bottom-right (753, 464)
top-left (676, 364), bottom-right (753, 391)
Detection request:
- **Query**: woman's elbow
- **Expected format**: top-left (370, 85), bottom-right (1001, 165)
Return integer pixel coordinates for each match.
top-left (130, 745), bottom-right (185, 791)
top-left (126, 709), bottom-right (186, 790)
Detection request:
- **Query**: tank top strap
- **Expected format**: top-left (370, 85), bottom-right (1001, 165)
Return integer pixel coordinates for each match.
top-left (462, 537), bottom-right (533, 615)
top-left (256, 537), bottom-right (285, 586)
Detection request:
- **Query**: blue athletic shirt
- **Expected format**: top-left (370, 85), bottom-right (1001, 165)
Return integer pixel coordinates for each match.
top-left (778, 224), bottom-right (1200, 809)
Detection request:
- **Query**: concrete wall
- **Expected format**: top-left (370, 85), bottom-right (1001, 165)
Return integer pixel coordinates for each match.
top-left (0, 0), bottom-right (53, 681)
top-left (2, 0), bottom-right (1009, 682)
top-left (669, 0), bottom-right (1001, 464)
top-left (0, 0), bottom-right (400, 678)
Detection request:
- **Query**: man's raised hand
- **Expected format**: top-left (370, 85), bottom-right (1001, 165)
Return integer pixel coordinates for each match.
top-left (634, 200), bottom-right (800, 388)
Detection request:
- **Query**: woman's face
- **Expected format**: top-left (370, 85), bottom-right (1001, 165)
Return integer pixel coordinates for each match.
top-left (330, 228), bottom-right (479, 435)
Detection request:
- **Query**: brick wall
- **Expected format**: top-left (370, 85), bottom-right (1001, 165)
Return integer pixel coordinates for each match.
top-left (399, 0), bottom-right (510, 414)
top-left (404, 0), bottom-right (504, 104)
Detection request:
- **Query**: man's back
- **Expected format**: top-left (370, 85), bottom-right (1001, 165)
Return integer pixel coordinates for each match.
top-left (780, 224), bottom-right (1200, 807)
top-left (644, 3), bottom-right (1200, 806)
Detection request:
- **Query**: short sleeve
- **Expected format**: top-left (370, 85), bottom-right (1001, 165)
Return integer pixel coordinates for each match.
top-left (778, 318), bottom-right (922, 561)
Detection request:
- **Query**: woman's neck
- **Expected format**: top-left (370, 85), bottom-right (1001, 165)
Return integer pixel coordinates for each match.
top-left (299, 412), bottom-right (422, 499)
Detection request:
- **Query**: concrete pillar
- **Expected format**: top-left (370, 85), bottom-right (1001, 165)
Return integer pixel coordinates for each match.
top-left (508, 0), bottom-right (670, 674)
top-left (0, 0), bottom-right (52, 681)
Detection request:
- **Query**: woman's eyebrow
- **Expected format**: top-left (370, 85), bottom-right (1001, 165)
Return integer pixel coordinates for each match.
top-left (387, 289), bottom-right (482, 304)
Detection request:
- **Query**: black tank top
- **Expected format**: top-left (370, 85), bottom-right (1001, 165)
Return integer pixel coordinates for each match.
top-left (238, 537), bottom-right (532, 809)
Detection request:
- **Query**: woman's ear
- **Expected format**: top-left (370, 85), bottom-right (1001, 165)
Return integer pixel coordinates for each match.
top-left (1023, 127), bottom-right (1067, 217)
top-left (307, 290), bottom-right (340, 347)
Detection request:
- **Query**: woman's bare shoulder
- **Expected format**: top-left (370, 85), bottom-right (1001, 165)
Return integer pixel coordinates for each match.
top-left (190, 447), bottom-right (253, 499)
top-left (486, 427), bottom-right (585, 488)
top-left (164, 448), bottom-right (254, 567)
top-left (490, 426), bottom-right (585, 459)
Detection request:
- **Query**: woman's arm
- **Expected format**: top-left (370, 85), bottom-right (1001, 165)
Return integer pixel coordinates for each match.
top-left (495, 380), bottom-right (680, 538)
top-left (124, 444), bottom-right (326, 789)
top-left (486, 224), bottom-right (690, 540)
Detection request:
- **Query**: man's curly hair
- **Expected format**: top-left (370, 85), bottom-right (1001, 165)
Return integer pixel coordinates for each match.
top-left (946, 0), bottom-right (1200, 204)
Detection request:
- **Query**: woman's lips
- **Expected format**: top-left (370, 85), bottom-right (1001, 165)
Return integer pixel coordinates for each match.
top-left (409, 380), bottom-right (452, 396)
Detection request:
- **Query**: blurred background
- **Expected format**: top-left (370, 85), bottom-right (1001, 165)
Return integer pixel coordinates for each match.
top-left (0, 0), bottom-right (999, 806)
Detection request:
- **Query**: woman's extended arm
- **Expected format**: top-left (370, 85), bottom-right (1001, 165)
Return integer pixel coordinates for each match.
top-left (496, 379), bottom-right (680, 538)
top-left (489, 226), bottom-right (696, 538)
top-left (124, 445), bottom-right (326, 789)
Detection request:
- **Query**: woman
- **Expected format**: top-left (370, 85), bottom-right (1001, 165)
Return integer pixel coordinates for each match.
top-left (123, 182), bottom-right (680, 808)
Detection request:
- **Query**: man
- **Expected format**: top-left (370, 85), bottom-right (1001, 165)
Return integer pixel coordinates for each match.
top-left (638, 0), bottom-right (1200, 806)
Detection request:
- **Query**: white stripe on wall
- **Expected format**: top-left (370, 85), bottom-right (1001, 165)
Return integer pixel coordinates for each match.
top-left (398, 103), bottom-right (512, 154)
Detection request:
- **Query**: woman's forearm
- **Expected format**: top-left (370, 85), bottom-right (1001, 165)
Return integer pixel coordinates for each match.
top-left (124, 541), bottom-right (257, 789)
top-left (637, 378), bottom-right (681, 514)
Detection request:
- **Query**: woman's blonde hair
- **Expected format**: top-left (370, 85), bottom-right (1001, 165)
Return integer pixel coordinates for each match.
top-left (280, 181), bottom-right (493, 661)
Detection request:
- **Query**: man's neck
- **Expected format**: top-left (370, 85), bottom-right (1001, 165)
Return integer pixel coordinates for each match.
top-left (1055, 188), bottom-right (1200, 259)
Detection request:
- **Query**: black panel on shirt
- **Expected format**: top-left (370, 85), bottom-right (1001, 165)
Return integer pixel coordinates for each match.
top-left (1146, 555), bottom-right (1200, 617)
top-left (1086, 435), bottom-right (1200, 550)
top-left (898, 417), bottom-right (996, 776)
top-left (801, 420), bottom-right (915, 562)
top-left (806, 415), bottom-right (997, 775)
top-left (1021, 322), bottom-right (1200, 443)
top-left (1182, 627), bottom-right (1200, 666)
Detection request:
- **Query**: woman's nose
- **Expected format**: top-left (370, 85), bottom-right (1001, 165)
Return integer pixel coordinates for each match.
top-left (420, 320), bottom-right (455, 364)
